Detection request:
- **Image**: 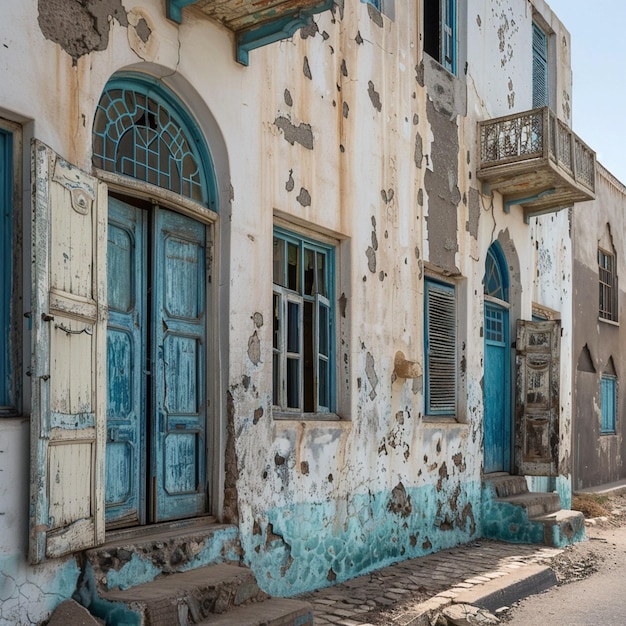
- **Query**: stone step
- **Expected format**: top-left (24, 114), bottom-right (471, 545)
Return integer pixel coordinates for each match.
top-left (484, 473), bottom-right (529, 498)
top-left (86, 520), bottom-right (241, 594)
top-left (102, 564), bottom-right (269, 625)
top-left (498, 491), bottom-right (561, 518)
top-left (532, 509), bottom-right (586, 547)
top-left (196, 598), bottom-right (314, 626)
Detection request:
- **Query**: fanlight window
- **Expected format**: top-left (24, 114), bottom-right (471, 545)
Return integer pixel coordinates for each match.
top-left (484, 245), bottom-right (508, 302)
top-left (93, 79), bottom-right (210, 205)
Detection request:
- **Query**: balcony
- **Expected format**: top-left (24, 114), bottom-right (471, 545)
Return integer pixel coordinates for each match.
top-left (166, 0), bottom-right (334, 65)
top-left (477, 107), bottom-right (595, 220)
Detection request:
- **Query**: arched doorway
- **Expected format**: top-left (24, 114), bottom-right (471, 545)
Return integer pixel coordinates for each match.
top-left (93, 73), bottom-right (218, 527)
top-left (483, 243), bottom-right (511, 473)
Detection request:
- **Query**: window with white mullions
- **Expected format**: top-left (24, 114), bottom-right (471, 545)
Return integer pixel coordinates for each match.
top-left (273, 229), bottom-right (335, 415)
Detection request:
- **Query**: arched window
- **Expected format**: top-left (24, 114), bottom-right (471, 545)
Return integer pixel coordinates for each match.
top-left (93, 74), bottom-right (215, 209)
top-left (484, 243), bottom-right (508, 302)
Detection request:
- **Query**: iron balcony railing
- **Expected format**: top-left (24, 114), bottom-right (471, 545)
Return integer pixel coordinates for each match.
top-left (479, 106), bottom-right (595, 194)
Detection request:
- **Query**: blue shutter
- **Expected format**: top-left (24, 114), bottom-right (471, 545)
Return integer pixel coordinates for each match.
top-left (601, 375), bottom-right (616, 433)
top-left (425, 279), bottom-right (456, 415)
top-left (442, 0), bottom-right (456, 74)
top-left (0, 130), bottom-right (13, 413)
top-left (533, 23), bottom-right (549, 108)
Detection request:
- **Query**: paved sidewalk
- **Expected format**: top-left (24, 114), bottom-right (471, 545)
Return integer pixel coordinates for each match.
top-left (298, 539), bottom-right (563, 625)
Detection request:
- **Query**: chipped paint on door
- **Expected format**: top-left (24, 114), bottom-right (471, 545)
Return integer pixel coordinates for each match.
top-left (515, 320), bottom-right (560, 476)
top-left (105, 196), bottom-right (208, 526)
top-left (30, 140), bottom-right (107, 563)
top-left (484, 302), bottom-right (511, 473)
top-left (106, 198), bottom-right (146, 527)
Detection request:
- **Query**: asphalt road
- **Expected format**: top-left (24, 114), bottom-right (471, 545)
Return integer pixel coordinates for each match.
top-left (503, 522), bottom-right (626, 626)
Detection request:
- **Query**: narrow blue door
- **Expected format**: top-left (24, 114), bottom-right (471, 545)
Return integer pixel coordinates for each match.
top-left (106, 198), bottom-right (147, 526)
top-left (106, 199), bottom-right (208, 525)
top-left (153, 209), bottom-right (207, 521)
top-left (484, 302), bottom-right (511, 473)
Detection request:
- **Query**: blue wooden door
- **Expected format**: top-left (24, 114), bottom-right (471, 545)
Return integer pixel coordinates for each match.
top-left (484, 302), bottom-right (511, 473)
top-left (153, 209), bottom-right (207, 521)
top-left (106, 198), bottom-right (207, 526)
top-left (106, 198), bottom-right (147, 526)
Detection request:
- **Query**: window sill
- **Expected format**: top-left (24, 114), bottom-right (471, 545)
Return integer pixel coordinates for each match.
top-left (273, 411), bottom-right (344, 422)
top-left (599, 317), bottom-right (619, 327)
top-left (600, 431), bottom-right (617, 436)
top-left (423, 415), bottom-right (463, 425)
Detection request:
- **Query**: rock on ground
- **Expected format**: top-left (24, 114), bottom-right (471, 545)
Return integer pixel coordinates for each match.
top-left (47, 599), bottom-right (104, 626)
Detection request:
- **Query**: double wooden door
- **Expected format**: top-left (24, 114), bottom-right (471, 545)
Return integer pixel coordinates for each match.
top-left (105, 196), bottom-right (208, 527)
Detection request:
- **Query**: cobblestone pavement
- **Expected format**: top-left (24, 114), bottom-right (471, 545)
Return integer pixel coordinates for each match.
top-left (298, 540), bottom-right (563, 625)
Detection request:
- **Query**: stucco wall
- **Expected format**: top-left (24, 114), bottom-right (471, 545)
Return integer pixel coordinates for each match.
top-left (0, 0), bottom-right (579, 622)
top-left (572, 165), bottom-right (626, 489)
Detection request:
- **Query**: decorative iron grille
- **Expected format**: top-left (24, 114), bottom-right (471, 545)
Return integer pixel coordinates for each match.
top-left (479, 107), bottom-right (595, 193)
top-left (480, 110), bottom-right (543, 164)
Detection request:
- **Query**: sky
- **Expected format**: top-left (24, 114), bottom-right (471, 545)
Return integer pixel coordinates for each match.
top-left (546, 0), bottom-right (626, 183)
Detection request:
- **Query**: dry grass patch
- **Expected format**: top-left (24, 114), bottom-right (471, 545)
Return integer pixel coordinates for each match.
top-left (571, 493), bottom-right (610, 518)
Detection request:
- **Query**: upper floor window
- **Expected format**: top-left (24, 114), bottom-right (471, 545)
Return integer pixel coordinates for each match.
top-left (532, 22), bottom-right (549, 108)
top-left (93, 75), bottom-right (215, 209)
top-left (601, 372), bottom-right (617, 434)
top-left (599, 248), bottom-right (618, 322)
top-left (0, 123), bottom-right (20, 416)
top-left (424, 277), bottom-right (456, 416)
top-left (273, 228), bottom-right (335, 416)
top-left (424, 0), bottom-right (456, 74)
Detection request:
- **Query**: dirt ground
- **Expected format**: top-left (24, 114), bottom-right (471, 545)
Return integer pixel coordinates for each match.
top-left (534, 491), bottom-right (626, 585)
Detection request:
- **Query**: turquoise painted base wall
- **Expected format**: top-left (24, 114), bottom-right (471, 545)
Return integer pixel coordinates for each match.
top-left (242, 480), bottom-right (483, 597)
top-left (0, 554), bottom-right (80, 625)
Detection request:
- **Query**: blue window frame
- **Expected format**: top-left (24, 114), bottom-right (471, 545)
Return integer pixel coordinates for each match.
top-left (601, 374), bottom-right (617, 434)
top-left (532, 22), bottom-right (549, 108)
top-left (425, 277), bottom-right (456, 415)
top-left (93, 74), bottom-right (216, 211)
top-left (424, 0), bottom-right (457, 74)
top-left (273, 228), bottom-right (335, 415)
top-left (0, 127), bottom-right (18, 415)
top-left (361, 0), bottom-right (381, 9)
top-left (484, 244), bottom-right (509, 302)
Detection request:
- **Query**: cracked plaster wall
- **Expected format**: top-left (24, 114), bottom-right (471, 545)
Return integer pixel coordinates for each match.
top-left (0, 0), bottom-right (582, 617)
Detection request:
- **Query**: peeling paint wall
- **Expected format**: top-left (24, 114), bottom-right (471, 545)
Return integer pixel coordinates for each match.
top-left (571, 165), bottom-right (626, 489)
top-left (0, 0), bottom-right (582, 621)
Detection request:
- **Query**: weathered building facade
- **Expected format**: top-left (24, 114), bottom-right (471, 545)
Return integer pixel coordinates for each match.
top-left (572, 164), bottom-right (626, 490)
top-left (0, 0), bottom-right (594, 623)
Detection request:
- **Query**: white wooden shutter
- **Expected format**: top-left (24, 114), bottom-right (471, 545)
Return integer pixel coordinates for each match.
top-left (30, 140), bottom-right (107, 563)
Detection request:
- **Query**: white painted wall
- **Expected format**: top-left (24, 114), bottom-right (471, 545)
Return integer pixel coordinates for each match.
top-left (0, 0), bottom-right (579, 621)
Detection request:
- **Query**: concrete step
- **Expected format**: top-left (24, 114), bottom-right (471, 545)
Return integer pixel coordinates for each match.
top-left (86, 520), bottom-right (241, 594)
top-left (196, 598), bottom-right (314, 625)
top-left (102, 563), bottom-right (269, 625)
top-left (484, 473), bottom-right (529, 498)
top-left (532, 509), bottom-right (586, 547)
top-left (498, 491), bottom-right (561, 517)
